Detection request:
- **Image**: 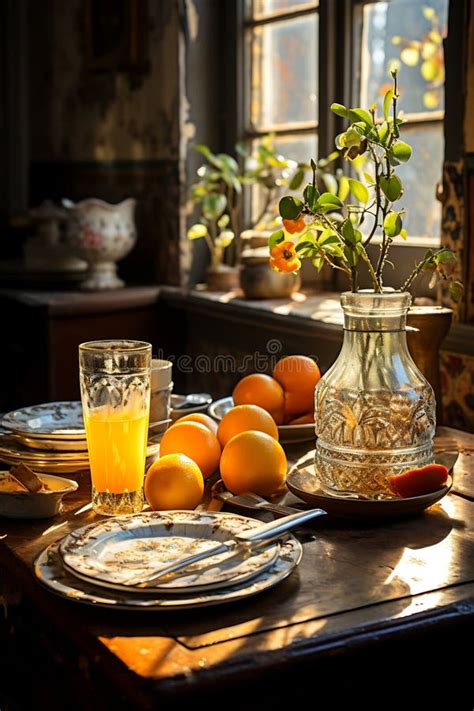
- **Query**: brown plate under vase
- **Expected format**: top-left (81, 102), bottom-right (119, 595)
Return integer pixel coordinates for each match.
top-left (286, 452), bottom-right (458, 520)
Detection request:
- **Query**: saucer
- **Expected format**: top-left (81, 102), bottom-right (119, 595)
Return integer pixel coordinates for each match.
top-left (286, 452), bottom-right (457, 520)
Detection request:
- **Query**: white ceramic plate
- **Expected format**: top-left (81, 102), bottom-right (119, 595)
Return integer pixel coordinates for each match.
top-left (1, 401), bottom-right (85, 439)
top-left (35, 533), bottom-right (302, 611)
top-left (59, 510), bottom-right (281, 594)
top-left (209, 397), bottom-right (315, 444)
top-left (286, 452), bottom-right (458, 520)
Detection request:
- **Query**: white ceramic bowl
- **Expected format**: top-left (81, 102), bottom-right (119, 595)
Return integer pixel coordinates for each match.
top-left (0, 472), bottom-right (78, 519)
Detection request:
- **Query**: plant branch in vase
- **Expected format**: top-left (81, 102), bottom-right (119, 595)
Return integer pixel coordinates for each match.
top-left (268, 69), bottom-right (464, 500)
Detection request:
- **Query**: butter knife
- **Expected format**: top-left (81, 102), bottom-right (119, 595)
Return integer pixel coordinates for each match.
top-left (132, 507), bottom-right (326, 588)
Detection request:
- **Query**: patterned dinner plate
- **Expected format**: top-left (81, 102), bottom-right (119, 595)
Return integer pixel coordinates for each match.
top-left (35, 528), bottom-right (302, 610)
top-left (58, 510), bottom-right (283, 595)
top-left (1, 401), bottom-right (85, 439)
top-left (209, 397), bottom-right (315, 444)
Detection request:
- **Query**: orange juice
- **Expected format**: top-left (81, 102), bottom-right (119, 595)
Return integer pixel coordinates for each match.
top-left (84, 408), bottom-right (149, 495)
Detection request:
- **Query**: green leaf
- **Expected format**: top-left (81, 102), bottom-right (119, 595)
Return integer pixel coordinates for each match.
top-left (348, 108), bottom-right (373, 126)
top-left (217, 214), bottom-right (230, 229)
top-left (342, 219), bottom-right (355, 244)
top-left (194, 144), bottom-right (212, 159)
top-left (383, 89), bottom-right (394, 122)
top-left (383, 211), bottom-right (402, 237)
top-left (330, 103), bottom-right (349, 118)
top-left (380, 175), bottom-right (403, 201)
top-left (295, 240), bottom-right (315, 253)
top-left (344, 127), bottom-right (363, 147)
top-left (279, 196), bottom-right (303, 219)
top-left (303, 184), bottom-right (319, 209)
top-left (343, 245), bottom-right (359, 266)
top-left (202, 193), bottom-right (227, 220)
top-left (400, 228), bottom-right (408, 240)
top-left (269, 229), bottom-right (285, 249)
top-left (363, 171), bottom-right (375, 185)
top-left (392, 141), bottom-right (412, 162)
top-left (338, 176), bottom-right (350, 202)
top-left (312, 256), bottom-right (324, 271)
top-left (289, 169), bottom-right (305, 191)
top-left (449, 280), bottom-right (464, 302)
top-left (187, 224), bottom-right (208, 240)
top-left (318, 193), bottom-right (343, 207)
top-left (348, 178), bottom-right (369, 204)
top-left (216, 153), bottom-right (239, 173)
top-left (215, 230), bottom-right (234, 248)
top-left (318, 229), bottom-right (339, 246)
top-left (436, 250), bottom-right (457, 264)
top-left (377, 124), bottom-right (390, 144)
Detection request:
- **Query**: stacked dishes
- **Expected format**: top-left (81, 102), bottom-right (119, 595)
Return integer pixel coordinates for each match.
top-left (0, 401), bottom-right (162, 473)
top-left (0, 402), bottom-right (89, 473)
top-left (34, 510), bottom-right (303, 610)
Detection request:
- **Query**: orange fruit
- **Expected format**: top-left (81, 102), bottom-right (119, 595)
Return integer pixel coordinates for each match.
top-left (159, 422), bottom-right (221, 479)
top-left (220, 430), bottom-right (287, 496)
top-left (172, 412), bottom-right (218, 435)
top-left (273, 355), bottom-right (321, 417)
top-left (145, 454), bottom-right (204, 510)
top-left (232, 373), bottom-right (285, 424)
top-left (288, 412), bottom-right (314, 425)
top-left (217, 404), bottom-right (279, 447)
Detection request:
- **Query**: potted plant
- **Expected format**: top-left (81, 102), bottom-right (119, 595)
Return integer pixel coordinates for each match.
top-left (269, 69), bottom-right (463, 499)
top-left (187, 136), bottom-right (345, 296)
top-left (187, 145), bottom-right (241, 291)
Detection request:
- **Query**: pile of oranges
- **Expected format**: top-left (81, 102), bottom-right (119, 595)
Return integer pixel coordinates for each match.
top-left (233, 355), bottom-right (320, 425)
top-left (145, 355), bottom-right (319, 512)
top-left (145, 406), bottom-right (287, 511)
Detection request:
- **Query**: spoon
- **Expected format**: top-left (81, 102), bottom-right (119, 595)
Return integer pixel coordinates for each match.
top-left (172, 393), bottom-right (212, 410)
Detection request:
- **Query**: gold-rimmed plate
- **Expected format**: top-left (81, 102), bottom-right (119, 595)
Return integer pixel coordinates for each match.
top-left (58, 510), bottom-right (282, 595)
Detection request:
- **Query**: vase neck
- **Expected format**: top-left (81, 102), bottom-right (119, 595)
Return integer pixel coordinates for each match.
top-left (341, 291), bottom-right (412, 332)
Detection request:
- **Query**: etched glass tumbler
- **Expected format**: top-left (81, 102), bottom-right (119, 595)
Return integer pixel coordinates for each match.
top-left (314, 291), bottom-right (436, 499)
top-left (79, 340), bottom-right (151, 515)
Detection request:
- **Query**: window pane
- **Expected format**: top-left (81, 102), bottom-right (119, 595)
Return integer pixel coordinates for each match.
top-left (249, 14), bottom-right (318, 129)
top-left (248, 0), bottom-right (318, 18)
top-left (395, 124), bottom-right (442, 239)
top-left (359, 0), bottom-right (448, 115)
top-left (249, 133), bottom-right (318, 228)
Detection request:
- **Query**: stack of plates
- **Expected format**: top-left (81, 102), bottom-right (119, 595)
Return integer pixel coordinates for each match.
top-left (0, 401), bottom-right (162, 473)
top-left (34, 510), bottom-right (302, 610)
top-left (0, 402), bottom-right (89, 473)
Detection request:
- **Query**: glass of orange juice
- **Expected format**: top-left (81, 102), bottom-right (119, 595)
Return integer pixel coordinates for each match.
top-left (79, 340), bottom-right (151, 515)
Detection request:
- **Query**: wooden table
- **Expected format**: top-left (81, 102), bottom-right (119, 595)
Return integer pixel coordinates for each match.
top-left (1, 427), bottom-right (474, 709)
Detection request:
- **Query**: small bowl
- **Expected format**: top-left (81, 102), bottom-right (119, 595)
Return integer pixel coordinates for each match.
top-left (0, 472), bottom-right (78, 519)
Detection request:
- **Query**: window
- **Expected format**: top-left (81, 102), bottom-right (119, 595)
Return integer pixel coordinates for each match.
top-left (239, 0), bottom-right (448, 245)
top-left (243, 1), bottom-right (319, 224)
top-left (354, 0), bottom-right (448, 243)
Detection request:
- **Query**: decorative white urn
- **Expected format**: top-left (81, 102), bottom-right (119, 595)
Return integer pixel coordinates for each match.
top-left (63, 198), bottom-right (137, 290)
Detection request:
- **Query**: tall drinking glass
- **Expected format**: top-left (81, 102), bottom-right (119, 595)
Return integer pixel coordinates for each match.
top-left (79, 340), bottom-right (151, 515)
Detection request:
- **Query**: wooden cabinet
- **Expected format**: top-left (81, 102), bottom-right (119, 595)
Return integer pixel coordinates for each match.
top-left (0, 287), bottom-right (160, 411)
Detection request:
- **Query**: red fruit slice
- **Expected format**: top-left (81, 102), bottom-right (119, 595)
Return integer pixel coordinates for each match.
top-left (388, 464), bottom-right (449, 498)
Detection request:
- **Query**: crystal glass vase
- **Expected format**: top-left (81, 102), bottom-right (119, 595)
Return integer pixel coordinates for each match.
top-left (314, 291), bottom-right (436, 499)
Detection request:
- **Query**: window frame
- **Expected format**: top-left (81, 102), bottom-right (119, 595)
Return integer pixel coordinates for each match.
top-left (231, 0), bottom-right (446, 246)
